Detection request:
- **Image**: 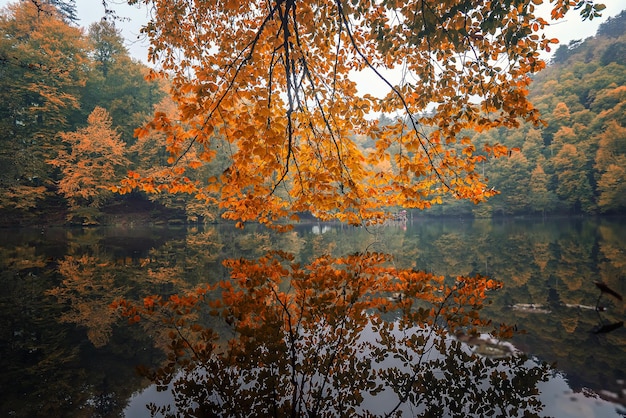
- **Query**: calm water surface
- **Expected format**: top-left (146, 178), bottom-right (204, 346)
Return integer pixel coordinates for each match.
top-left (1, 217), bottom-right (624, 417)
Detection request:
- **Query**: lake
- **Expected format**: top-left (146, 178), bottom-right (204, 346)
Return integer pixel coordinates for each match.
top-left (1, 217), bottom-right (624, 417)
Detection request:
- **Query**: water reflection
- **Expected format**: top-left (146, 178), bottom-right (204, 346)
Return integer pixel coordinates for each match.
top-left (0, 218), bottom-right (624, 417)
top-left (116, 251), bottom-right (546, 417)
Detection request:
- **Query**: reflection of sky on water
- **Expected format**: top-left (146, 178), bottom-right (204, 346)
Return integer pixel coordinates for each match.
top-left (311, 224), bottom-right (333, 235)
top-left (124, 378), bottom-right (175, 417)
top-left (539, 373), bottom-right (625, 418)
top-left (125, 364), bottom-right (624, 418)
top-left (123, 318), bottom-right (625, 417)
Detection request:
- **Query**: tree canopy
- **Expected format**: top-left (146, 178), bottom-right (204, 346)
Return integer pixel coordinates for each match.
top-left (0, 1), bottom-right (165, 225)
top-left (118, 0), bottom-right (605, 228)
top-left (49, 106), bottom-right (130, 224)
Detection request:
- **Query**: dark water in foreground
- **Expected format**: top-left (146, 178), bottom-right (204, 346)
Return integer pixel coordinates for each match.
top-left (1, 217), bottom-right (624, 417)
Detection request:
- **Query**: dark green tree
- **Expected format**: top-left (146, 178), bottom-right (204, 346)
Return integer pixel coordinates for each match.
top-left (82, 19), bottom-right (164, 144)
top-left (597, 10), bottom-right (626, 38)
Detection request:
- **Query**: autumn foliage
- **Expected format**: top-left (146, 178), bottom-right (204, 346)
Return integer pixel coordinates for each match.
top-left (0, 1), bottom-right (87, 211)
top-left (104, 2), bottom-right (610, 413)
top-left (49, 107), bottom-right (130, 223)
top-left (115, 0), bottom-right (603, 227)
top-left (0, 2), bottom-right (165, 223)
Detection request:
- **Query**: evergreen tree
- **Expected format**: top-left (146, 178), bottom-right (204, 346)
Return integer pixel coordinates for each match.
top-left (82, 20), bottom-right (164, 144)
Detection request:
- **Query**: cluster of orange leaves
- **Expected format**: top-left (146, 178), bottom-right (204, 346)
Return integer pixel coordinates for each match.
top-left (113, 0), bottom-right (603, 228)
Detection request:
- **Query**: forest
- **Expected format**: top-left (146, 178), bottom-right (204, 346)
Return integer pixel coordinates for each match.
top-left (0, 1), bottom-right (624, 227)
top-left (425, 9), bottom-right (626, 217)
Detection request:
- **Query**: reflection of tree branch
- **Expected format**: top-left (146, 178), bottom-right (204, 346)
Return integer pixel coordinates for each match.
top-left (114, 252), bottom-right (547, 416)
top-left (310, 285), bottom-right (362, 417)
top-left (385, 286), bottom-right (458, 416)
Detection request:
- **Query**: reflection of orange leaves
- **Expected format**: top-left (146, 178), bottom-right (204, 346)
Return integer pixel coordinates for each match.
top-left (561, 317), bottom-right (579, 334)
top-left (114, 252), bottom-right (505, 354)
top-left (485, 279), bottom-right (501, 290)
top-left (110, 251), bottom-right (519, 415)
top-left (48, 254), bottom-right (130, 347)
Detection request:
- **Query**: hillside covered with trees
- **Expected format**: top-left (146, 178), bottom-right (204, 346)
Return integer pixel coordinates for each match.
top-left (0, 2), bottom-right (624, 226)
top-left (426, 10), bottom-right (626, 217)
